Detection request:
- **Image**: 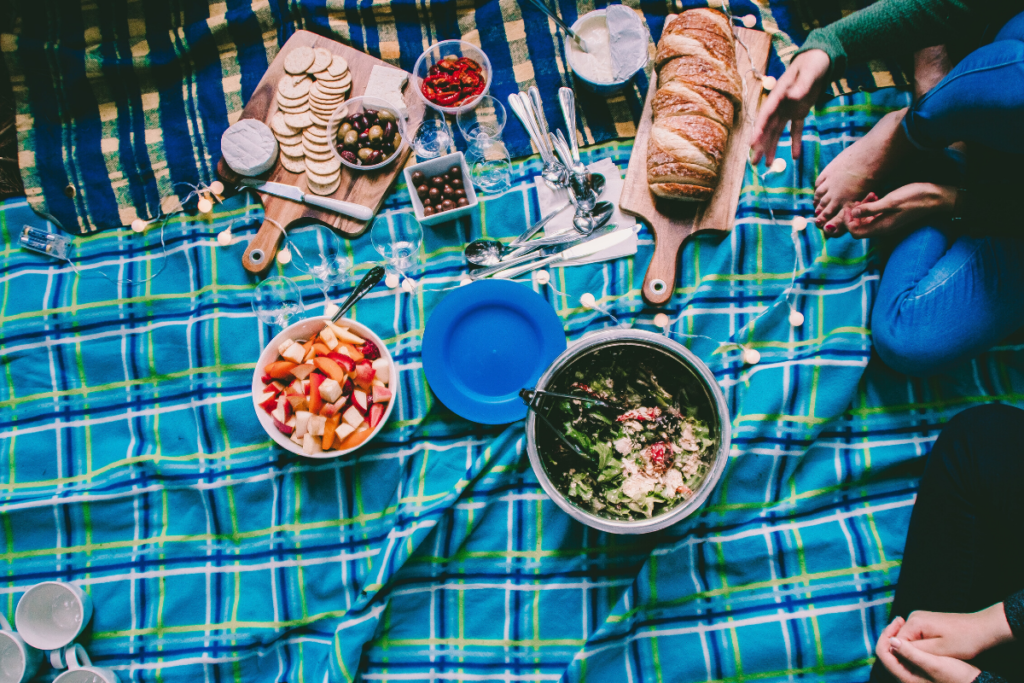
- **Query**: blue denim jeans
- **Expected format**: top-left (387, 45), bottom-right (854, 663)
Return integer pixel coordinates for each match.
top-left (873, 11), bottom-right (1024, 376)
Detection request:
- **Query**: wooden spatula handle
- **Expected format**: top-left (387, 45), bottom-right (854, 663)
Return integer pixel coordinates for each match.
top-left (243, 219), bottom-right (285, 275)
top-left (642, 227), bottom-right (689, 306)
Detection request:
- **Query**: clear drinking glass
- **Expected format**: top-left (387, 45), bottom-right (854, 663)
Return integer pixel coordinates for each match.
top-left (466, 139), bottom-right (512, 194)
top-left (370, 212), bottom-right (423, 285)
top-left (286, 225), bottom-right (352, 302)
top-left (411, 111), bottom-right (454, 159)
top-left (252, 276), bottom-right (304, 327)
top-left (456, 95), bottom-right (506, 144)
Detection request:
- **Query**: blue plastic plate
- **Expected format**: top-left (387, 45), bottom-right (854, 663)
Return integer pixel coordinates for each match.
top-left (422, 280), bottom-right (567, 424)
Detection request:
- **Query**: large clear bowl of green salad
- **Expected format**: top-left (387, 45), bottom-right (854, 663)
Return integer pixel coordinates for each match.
top-left (525, 329), bottom-right (730, 534)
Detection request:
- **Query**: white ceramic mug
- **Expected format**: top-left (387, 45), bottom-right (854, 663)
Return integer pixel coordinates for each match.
top-left (52, 645), bottom-right (119, 683)
top-left (0, 614), bottom-right (43, 683)
top-left (14, 582), bottom-right (94, 651)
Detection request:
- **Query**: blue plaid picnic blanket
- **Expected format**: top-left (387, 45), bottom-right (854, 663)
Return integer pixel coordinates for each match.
top-left (5, 87), bottom-right (1022, 683)
top-left (1, 0), bottom-right (910, 234)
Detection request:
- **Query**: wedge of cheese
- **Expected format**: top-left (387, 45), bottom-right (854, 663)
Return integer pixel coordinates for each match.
top-left (363, 65), bottom-right (409, 119)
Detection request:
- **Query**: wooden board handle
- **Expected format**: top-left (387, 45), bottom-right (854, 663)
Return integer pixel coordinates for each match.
top-left (243, 219), bottom-right (285, 275)
top-left (642, 227), bottom-right (689, 306)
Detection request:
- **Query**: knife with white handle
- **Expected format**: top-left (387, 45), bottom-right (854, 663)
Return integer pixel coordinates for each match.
top-left (494, 227), bottom-right (635, 279)
top-left (239, 179), bottom-right (374, 222)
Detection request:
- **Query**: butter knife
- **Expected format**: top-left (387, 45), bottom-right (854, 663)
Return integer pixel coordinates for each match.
top-left (494, 227), bottom-right (635, 279)
top-left (239, 179), bottom-right (374, 222)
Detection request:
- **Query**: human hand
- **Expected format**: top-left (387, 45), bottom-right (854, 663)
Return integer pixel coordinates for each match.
top-left (822, 183), bottom-right (957, 239)
top-left (751, 49), bottom-right (831, 164)
top-left (875, 618), bottom-right (981, 683)
top-left (896, 605), bottom-right (1014, 660)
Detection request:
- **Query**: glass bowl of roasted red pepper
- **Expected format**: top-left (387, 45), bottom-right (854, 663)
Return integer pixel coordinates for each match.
top-left (412, 40), bottom-right (492, 115)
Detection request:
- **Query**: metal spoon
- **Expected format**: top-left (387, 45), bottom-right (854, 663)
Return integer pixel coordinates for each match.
top-left (522, 0), bottom-right (590, 53)
top-left (464, 199), bottom-right (612, 266)
top-left (331, 265), bottom-right (385, 322)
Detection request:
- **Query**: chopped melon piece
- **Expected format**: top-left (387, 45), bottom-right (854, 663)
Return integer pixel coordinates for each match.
top-left (302, 433), bottom-right (322, 455)
top-left (320, 325), bottom-right (340, 350)
top-left (280, 342), bottom-right (306, 364)
top-left (294, 411), bottom-right (311, 438)
top-left (371, 358), bottom-right (391, 384)
top-left (307, 414), bottom-right (326, 436)
top-left (320, 378), bottom-right (341, 404)
top-left (336, 327), bottom-right (365, 345)
top-left (335, 423), bottom-right (356, 443)
top-left (342, 405), bottom-right (363, 428)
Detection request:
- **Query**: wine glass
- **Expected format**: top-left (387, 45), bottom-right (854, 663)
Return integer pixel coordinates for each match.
top-left (370, 212), bottom-right (422, 287)
top-left (286, 225), bottom-right (352, 304)
top-left (456, 95), bottom-right (507, 145)
top-left (466, 139), bottom-right (512, 194)
top-left (252, 276), bottom-right (304, 328)
top-left (411, 110), bottom-right (454, 159)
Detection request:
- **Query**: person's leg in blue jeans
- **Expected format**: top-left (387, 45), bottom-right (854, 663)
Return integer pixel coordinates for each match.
top-left (903, 11), bottom-right (1024, 153)
top-left (869, 404), bottom-right (1024, 681)
top-left (872, 226), bottom-right (1024, 376)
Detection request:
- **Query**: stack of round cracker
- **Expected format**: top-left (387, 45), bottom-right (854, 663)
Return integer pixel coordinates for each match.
top-left (271, 45), bottom-right (353, 196)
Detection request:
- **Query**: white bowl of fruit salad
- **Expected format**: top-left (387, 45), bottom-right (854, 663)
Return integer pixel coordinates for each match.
top-left (252, 316), bottom-right (397, 458)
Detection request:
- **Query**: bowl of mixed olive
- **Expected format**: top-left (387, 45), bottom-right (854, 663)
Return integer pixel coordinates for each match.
top-left (328, 96), bottom-right (407, 171)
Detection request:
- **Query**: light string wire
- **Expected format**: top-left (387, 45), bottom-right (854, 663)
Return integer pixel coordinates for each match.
top-left (51, 181), bottom-right (230, 286)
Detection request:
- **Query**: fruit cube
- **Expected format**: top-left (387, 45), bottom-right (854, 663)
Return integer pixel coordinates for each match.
top-left (352, 389), bottom-right (368, 414)
top-left (307, 414), bottom-right (326, 436)
top-left (271, 396), bottom-right (291, 424)
top-left (342, 405), bottom-right (363, 428)
top-left (281, 342), bottom-right (307, 364)
top-left (286, 379), bottom-right (304, 395)
top-left (371, 358), bottom-right (391, 384)
top-left (302, 433), bottom-right (322, 456)
top-left (320, 326), bottom-right (340, 350)
top-left (368, 403), bottom-right (385, 429)
top-left (294, 411), bottom-right (311, 438)
top-left (290, 429), bottom-right (303, 445)
top-left (313, 357), bottom-right (348, 383)
top-left (278, 339), bottom-right (296, 356)
top-left (256, 389), bottom-right (277, 406)
top-left (354, 361), bottom-right (375, 385)
top-left (273, 417), bottom-right (294, 435)
top-left (335, 423), bottom-right (356, 443)
top-left (372, 385), bottom-right (392, 404)
top-left (320, 378), bottom-right (342, 404)
top-left (285, 394), bottom-right (307, 410)
top-left (291, 364), bottom-right (315, 380)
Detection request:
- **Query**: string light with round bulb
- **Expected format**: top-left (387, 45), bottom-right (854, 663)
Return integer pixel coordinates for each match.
top-left (532, 270), bottom-right (550, 286)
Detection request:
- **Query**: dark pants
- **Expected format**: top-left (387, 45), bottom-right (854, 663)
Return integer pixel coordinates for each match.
top-left (870, 404), bottom-right (1024, 681)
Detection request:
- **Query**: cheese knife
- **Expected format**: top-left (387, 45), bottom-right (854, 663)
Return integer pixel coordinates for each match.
top-left (493, 226), bottom-right (636, 279)
top-left (238, 179), bottom-right (374, 222)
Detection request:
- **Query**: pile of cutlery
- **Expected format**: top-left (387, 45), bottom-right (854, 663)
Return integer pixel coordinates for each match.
top-left (463, 85), bottom-right (619, 279)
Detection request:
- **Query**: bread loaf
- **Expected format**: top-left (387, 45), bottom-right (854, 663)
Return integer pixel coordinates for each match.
top-left (648, 9), bottom-right (740, 201)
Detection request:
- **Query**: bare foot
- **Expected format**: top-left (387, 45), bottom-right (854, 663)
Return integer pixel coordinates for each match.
top-left (813, 108), bottom-right (912, 228)
top-left (820, 183), bottom-right (958, 240)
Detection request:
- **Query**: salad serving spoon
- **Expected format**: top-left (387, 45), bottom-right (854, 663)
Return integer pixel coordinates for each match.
top-left (519, 389), bottom-right (595, 464)
top-left (331, 265), bottom-right (385, 322)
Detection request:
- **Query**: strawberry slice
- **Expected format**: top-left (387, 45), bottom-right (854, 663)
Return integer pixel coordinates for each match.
top-left (368, 403), bottom-right (385, 429)
top-left (327, 352), bottom-right (356, 372)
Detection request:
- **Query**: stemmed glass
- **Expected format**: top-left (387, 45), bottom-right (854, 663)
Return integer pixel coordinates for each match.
top-left (370, 212), bottom-right (423, 288)
top-left (252, 276), bottom-right (304, 328)
top-left (286, 225), bottom-right (352, 305)
top-left (411, 110), bottom-right (454, 159)
top-left (458, 95), bottom-right (512, 194)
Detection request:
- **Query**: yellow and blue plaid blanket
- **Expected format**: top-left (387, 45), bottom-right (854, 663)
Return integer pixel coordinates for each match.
top-left (4, 87), bottom-right (1020, 682)
top-left (0, 0), bottom-right (910, 234)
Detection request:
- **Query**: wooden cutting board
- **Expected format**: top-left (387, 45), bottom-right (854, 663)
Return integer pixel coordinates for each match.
top-left (619, 25), bottom-right (772, 306)
top-left (217, 30), bottom-right (426, 275)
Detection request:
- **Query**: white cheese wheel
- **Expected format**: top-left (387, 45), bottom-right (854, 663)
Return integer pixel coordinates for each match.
top-left (221, 119), bottom-right (279, 176)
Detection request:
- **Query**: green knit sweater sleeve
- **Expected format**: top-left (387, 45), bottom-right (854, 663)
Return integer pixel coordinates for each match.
top-left (793, 0), bottom-right (975, 78)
